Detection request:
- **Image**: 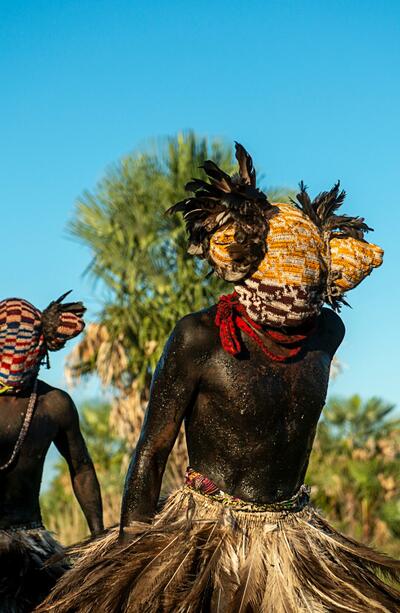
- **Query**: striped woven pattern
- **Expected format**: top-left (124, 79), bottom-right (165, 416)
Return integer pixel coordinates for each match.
top-left (236, 279), bottom-right (323, 327)
top-left (169, 142), bottom-right (384, 328)
top-left (45, 311), bottom-right (85, 351)
top-left (210, 203), bottom-right (328, 326)
top-left (330, 235), bottom-right (383, 292)
top-left (0, 299), bottom-right (44, 390)
top-left (209, 202), bottom-right (382, 326)
top-left (0, 296), bottom-right (85, 390)
top-left (210, 203), bottom-right (327, 289)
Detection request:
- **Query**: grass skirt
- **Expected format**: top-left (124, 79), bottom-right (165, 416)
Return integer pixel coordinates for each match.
top-left (0, 526), bottom-right (68, 613)
top-left (39, 487), bottom-right (400, 612)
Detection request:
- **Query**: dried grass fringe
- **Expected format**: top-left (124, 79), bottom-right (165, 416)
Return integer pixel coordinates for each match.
top-left (38, 487), bottom-right (400, 613)
top-left (0, 527), bottom-right (68, 613)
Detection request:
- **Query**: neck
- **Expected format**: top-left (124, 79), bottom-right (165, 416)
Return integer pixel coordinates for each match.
top-left (0, 377), bottom-right (37, 399)
top-left (215, 292), bottom-right (317, 361)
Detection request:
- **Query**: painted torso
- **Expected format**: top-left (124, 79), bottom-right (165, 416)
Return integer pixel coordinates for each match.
top-left (121, 304), bottom-right (345, 525)
top-left (183, 306), bottom-right (341, 502)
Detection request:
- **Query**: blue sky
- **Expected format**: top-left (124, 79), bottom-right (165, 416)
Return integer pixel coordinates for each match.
top-left (1, 1), bottom-right (399, 483)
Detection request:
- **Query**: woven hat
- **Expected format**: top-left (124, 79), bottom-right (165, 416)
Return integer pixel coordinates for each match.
top-left (0, 292), bottom-right (85, 392)
top-left (169, 143), bottom-right (383, 327)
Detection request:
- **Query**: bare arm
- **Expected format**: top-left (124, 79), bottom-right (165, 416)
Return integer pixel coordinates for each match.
top-left (53, 392), bottom-right (104, 535)
top-left (120, 317), bottom-right (202, 529)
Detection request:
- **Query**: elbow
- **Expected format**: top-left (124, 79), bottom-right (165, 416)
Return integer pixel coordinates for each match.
top-left (129, 444), bottom-right (169, 482)
top-left (71, 458), bottom-right (96, 480)
top-left (138, 447), bottom-right (167, 478)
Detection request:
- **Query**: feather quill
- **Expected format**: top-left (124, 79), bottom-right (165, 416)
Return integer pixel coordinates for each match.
top-left (167, 142), bottom-right (274, 282)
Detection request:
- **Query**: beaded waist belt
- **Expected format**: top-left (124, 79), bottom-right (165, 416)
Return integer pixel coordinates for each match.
top-left (185, 467), bottom-right (310, 512)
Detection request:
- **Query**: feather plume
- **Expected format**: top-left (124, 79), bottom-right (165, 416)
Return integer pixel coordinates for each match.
top-left (167, 142), bottom-right (275, 281)
top-left (38, 488), bottom-right (400, 613)
top-left (290, 180), bottom-right (376, 310)
top-left (0, 528), bottom-right (67, 611)
top-left (235, 141), bottom-right (256, 187)
top-left (230, 536), bottom-right (268, 612)
top-left (291, 180), bottom-right (373, 239)
top-left (41, 291), bottom-right (86, 351)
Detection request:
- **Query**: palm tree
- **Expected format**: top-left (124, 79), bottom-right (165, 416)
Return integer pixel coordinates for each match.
top-left (307, 395), bottom-right (400, 554)
top-left (66, 131), bottom-right (295, 489)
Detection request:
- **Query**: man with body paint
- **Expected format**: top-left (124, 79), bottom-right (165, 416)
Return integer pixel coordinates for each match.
top-left (0, 293), bottom-right (103, 612)
top-left (42, 146), bottom-right (399, 612)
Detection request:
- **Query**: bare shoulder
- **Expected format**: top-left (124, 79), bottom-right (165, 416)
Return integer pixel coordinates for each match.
top-left (317, 308), bottom-right (346, 355)
top-left (172, 305), bottom-right (219, 349)
top-left (37, 380), bottom-right (78, 428)
top-left (319, 307), bottom-right (345, 336)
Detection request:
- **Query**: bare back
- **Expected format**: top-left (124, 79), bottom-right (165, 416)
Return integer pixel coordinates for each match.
top-left (0, 380), bottom-right (103, 533)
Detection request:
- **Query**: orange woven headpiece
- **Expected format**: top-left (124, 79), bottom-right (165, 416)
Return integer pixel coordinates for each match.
top-left (169, 143), bottom-right (383, 327)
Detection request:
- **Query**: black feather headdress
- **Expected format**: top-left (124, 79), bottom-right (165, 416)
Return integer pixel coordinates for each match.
top-left (291, 181), bottom-right (372, 240)
top-left (41, 290), bottom-right (86, 351)
top-left (291, 181), bottom-right (374, 310)
top-left (167, 142), bottom-right (275, 281)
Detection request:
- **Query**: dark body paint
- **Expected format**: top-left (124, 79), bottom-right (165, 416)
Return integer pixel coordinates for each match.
top-left (0, 380), bottom-right (103, 534)
top-left (121, 305), bottom-right (344, 527)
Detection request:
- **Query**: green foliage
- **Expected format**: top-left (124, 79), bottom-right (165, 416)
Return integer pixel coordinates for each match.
top-left (70, 132), bottom-right (235, 386)
top-left (307, 395), bottom-right (400, 555)
top-left (79, 401), bottom-right (127, 468)
top-left (41, 401), bottom-right (128, 543)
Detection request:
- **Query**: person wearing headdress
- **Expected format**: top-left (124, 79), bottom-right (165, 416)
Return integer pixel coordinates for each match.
top-left (40, 145), bottom-right (399, 612)
top-left (0, 292), bottom-right (103, 612)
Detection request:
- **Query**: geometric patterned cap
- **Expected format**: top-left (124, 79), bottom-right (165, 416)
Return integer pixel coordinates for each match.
top-left (211, 203), bottom-right (329, 327)
top-left (0, 293), bottom-right (85, 393)
top-left (211, 202), bottom-right (383, 328)
top-left (0, 298), bottom-right (45, 392)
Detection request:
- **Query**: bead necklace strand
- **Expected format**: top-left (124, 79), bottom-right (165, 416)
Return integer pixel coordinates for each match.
top-left (0, 379), bottom-right (38, 471)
